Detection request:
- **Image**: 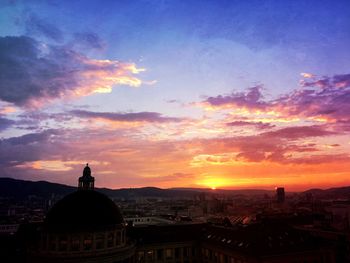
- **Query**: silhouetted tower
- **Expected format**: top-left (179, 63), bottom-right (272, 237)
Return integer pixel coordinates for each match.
top-left (276, 187), bottom-right (285, 203)
top-left (78, 163), bottom-right (95, 190)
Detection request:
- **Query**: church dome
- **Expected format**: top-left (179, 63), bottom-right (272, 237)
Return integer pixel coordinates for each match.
top-left (45, 190), bottom-right (124, 232)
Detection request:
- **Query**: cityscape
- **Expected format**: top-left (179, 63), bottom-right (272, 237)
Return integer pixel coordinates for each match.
top-left (1, 0), bottom-right (350, 262)
top-left (1, 166), bottom-right (350, 262)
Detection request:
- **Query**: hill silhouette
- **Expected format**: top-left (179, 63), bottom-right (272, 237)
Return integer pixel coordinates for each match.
top-left (1, 177), bottom-right (350, 200)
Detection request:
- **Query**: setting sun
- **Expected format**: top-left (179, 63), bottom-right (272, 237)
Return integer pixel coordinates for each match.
top-left (197, 176), bottom-right (232, 190)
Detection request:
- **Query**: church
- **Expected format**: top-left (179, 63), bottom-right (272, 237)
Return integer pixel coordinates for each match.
top-left (24, 165), bottom-right (335, 263)
top-left (27, 164), bottom-right (134, 263)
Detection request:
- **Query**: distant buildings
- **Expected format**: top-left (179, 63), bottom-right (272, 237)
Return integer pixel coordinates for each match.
top-left (17, 166), bottom-right (336, 263)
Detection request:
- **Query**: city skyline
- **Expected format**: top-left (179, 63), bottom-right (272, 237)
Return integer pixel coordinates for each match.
top-left (0, 0), bottom-right (350, 190)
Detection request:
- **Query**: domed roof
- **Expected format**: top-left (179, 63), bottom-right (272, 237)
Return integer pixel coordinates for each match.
top-left (45, 190), bottom-right (124, 232)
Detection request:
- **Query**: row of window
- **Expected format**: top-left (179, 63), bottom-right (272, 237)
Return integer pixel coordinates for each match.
top-left (201, 247), bottom-right (333, 263)
top-left (137, 247), bottom-right (196, 262)
top-left (201, 248), bottom-right (246, 263)
top-left (42, 230), bottom-right (125, 252)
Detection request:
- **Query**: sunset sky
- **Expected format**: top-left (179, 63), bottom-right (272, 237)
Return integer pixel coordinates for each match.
top-left (0, 0), bottom-right (350, 190)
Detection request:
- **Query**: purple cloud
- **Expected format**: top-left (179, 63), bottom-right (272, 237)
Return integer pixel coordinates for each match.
top-left (204, 86), bottom-right (267, 111)
top-left (0, 117), bottom-right (15, 131)
top-left (73, 32), bottom-right (105, 50)
top-left (301, 73), bottom-right (350, 89)
top-left (201, 73), bottom-right (350, 126)
top-left (25, 15), bottom-right (64, 42)
top-left (275, 74), bottom-right (350, 122)
top-left (260, 125), bottom-right (336, 140)
top-left (70, 110), bottom-right (183, 123)
top-left (0, 36), bottom-right (143, 107)
top-left (0, 129), bottom-right (63, 167)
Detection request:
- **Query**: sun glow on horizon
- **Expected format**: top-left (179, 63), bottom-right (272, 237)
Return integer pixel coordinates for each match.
top-left (197, 176), bottom-right (233, 190)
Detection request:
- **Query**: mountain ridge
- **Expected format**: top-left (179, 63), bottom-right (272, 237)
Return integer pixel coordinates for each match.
top-left (1, 177), bottom-right (350, 200)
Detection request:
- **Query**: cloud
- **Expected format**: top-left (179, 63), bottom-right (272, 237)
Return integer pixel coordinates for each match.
top-left (0, 129), bottom-right (63, 167)
top-left (198, 73), bottom-right (350, 127)
top-left (300, 73), bottom-right (350, 89)
top-left (226, 120), bottom-right (275, 129)
top-left (25, 15), bottom-right (64, 42)
top-left (0, 117), bottom-right (15, 131)
top-left (0, 127), bottom-right (194, 187)
top-left (73, 32), bottom-right (105, 50)
top-left (202, 86), bottom-right (268, 111)
top-left (141, 172), bottom-right (195, 183)
top-left (192, 124), bottom-right (337, 164)
top-left (284, 154), bottom-right (350, 165)
top-left (276, 74), bottom-right (350, 122)
top-left (70, 110), bottom-right (184, 123)
top-left (0, 36), bottom-right (144, 107)
top-left (0, 123), bottom-right (347, 188)
top-left (260, 125), bottom-right (335, 140)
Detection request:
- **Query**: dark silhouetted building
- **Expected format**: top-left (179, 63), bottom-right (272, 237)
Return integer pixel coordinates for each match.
top-left (78, 163), bottom-right (95, 190)
top-left (19, 166), bottom-right (335, 263)
top-left (276, 187), bottom-right (285, 203)
top-left (26, 164), bottom-right (134, 263)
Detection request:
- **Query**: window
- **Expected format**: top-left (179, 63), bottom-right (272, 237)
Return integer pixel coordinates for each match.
top-left (157, 249), bottom-right (164, 261)
top-left (83, 235), bottom-right (93, 250)
top-left (183, 247), bottom-right (189, 258)
top-left (58, 236), bottom-right (67, 251)
top-left (71, 237), bottom-right (80, 251)
top-left (166, 249), bottom-right (173, 259)
top-left (95, 233), bottom-right (105, 249)
top-left (42, 234), bottom-right (47, 250)
top-left (116, 231), bottom-right (121, 245)
top-left (214, 252), bottom-right (219, 263)
top-left (137, 251), bottom-right (145, 262)
top-left (49, 236), bottom-right (56, 251)
top-left (192, 247), bottom-right (196, 257)
top-left (146, 250), bottom-right (154, 261)
top-left (205, 248), bottom-right (209, 258)
top-left (121, 229), bottom-right (125, 244)
top-left (107, 232), bottom-right (115, 247)
top-left (175, 248), bottom-right (180, 259)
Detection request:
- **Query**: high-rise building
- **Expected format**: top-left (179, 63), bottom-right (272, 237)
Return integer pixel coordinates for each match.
top-left (276, 187), bottom-right (285, 203)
